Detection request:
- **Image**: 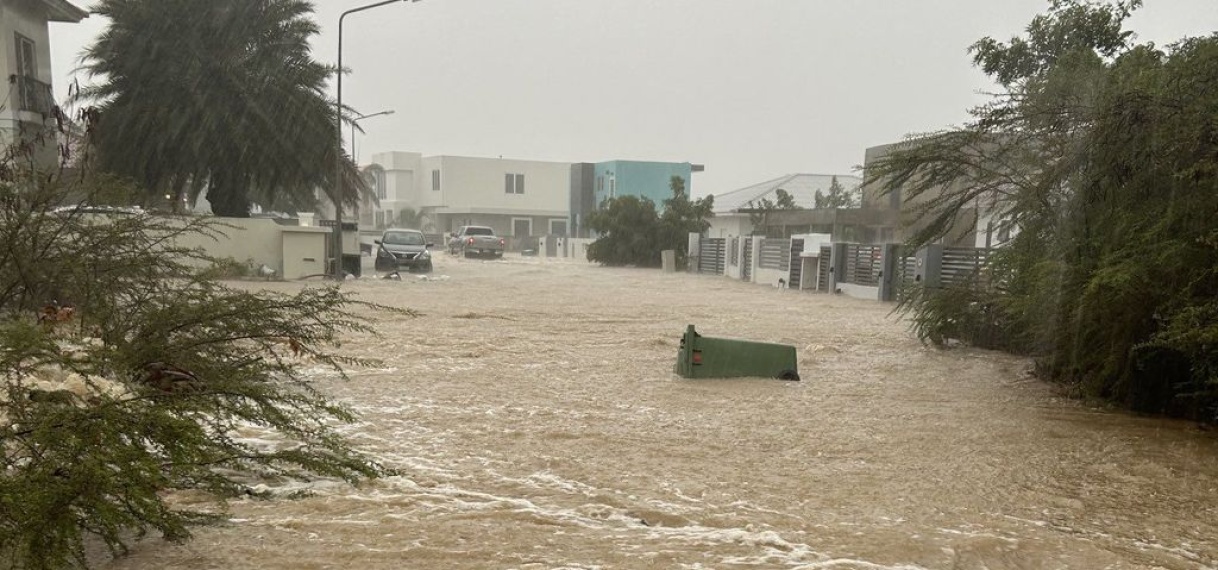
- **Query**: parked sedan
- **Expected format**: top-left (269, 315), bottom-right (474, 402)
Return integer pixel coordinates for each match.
top-left (374, 229), bottom-right (434, 273)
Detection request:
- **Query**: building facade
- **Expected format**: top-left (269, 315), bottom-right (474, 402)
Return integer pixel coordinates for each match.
top-left (861, 140), bottom-right (990, 248)
top-left (569, 160), bottom-right (703, 237)
top-left (0, 0), bottom-right (87, 169)
top-left (705, 173), bottom-right (893, 242)
top-left (364, 151), bottom-right (572, 244)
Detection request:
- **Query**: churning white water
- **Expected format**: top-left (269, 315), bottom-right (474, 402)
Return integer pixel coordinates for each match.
top-left (101, 254), bottom-right (1218, 570)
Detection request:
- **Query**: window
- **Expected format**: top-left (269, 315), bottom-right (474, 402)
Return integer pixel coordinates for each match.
top-left (549, 219), bottom-right (568, 236)
top-left (373, 170), bottom-right (386, 200)
top-left (597, 176), bottom-right (604, 193)
top-left (512, 218), bottom-right (532, 237)
top-left (505, 173), bottom-right (525, 194)
top-left (16, 34), bottom-right (36, 78)
top-left (383, 230), bottom-right (425, 245)
top-left (609, 177), bottom-right (616, 198)
top-left (14, 34), bottom-right (42, 113)
top-left (432, 169), bottom-right (440, 191)
top-left (997, 218), bottom-right (1013, 243)
top-left (385, 209), bottom-right (394, 227)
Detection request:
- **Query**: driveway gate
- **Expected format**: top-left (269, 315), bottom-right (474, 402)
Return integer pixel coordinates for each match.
top-left (698, 238), bottom-right (726, 275)
top-left (741, 237), bottom-right (753, 281)
top-left (788, 239), bottom-right (804, 289)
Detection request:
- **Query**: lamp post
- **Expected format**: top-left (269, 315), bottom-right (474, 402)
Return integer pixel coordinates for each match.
top-left (333, 0), bottom-right (420, 280)
top-left (350, 109), bottom-right (395, 164)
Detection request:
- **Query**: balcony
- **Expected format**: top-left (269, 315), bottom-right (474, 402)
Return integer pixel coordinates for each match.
top-left (11, 75), bottom-right (55, 116)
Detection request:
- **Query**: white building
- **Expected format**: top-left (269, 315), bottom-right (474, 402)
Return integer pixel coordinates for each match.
top-left (362, 151), bottom-right (571, 243)
top-left (0, 0), bottom-right (87, 168)
top-left (706, 173), bottom-right (865, 238)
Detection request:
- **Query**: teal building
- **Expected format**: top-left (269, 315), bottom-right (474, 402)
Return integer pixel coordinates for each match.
top-left (570, 160), bottom-right (703, 237)
top-left (594, 161), bottom-right (696, 207)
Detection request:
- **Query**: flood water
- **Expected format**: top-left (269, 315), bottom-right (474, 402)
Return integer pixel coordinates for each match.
top-left (102, 254), bottom-right (1218, 570)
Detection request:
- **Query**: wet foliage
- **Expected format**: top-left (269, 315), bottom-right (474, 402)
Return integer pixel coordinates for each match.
top-left (0, 136), bottom-right (410, 567)
top-left (869, 0), bottom-right (1218, 419)
top-left (77, 0), bottom-right (369, 217)
top-left (586, 176), bottom-right (714, 268)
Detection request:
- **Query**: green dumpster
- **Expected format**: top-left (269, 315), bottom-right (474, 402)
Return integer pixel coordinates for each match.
top-left (674, 325), bottom-right (800, 381)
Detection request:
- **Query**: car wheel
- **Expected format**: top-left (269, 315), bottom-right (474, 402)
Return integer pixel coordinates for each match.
top-left (421, 262), bottom-right (433, 273)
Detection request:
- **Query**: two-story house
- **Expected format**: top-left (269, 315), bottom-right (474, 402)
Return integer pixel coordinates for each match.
top-left (569, 160), bottom-right (703, 238)
top-left (365, 151), bottom-right (572, 243)
top-left (1, 0), bottom-right (88, 169)
top-left (861, 140), bottom-right (1009, 248)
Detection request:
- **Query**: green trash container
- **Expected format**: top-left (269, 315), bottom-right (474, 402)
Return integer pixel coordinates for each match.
top-left (674, 325), bottom-right (800, 381)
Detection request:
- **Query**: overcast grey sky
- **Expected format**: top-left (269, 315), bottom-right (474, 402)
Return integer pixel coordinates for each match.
top-left (47, 0), bottom-right (1218, 197)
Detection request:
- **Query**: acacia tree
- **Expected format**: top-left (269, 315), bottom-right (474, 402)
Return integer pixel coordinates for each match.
top-left (868, 0), bottom-right (1218, 418)
top-left (79, 0), bottom-right (369, 217)
top-left (0, 123), bottom-right (409, 567)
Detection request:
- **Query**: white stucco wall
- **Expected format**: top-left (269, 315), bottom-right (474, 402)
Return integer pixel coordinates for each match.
top-left (708, 213), bottom-right (752, 239)
top-left (1, 0), bottom-right (53, 148)
top-left (436, 156), bottom-right (569, 216)
top-left (369, 152), bottom-right (571, 234)
top-left (838, 283), bottom-right (880, 301)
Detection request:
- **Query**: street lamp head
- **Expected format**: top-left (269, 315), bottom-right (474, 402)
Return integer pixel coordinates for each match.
top-left (354, 109), bottom-right (396, 122)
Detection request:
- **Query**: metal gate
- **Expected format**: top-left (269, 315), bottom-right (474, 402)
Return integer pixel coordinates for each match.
top-left (817, 246), bottom-right (831, 292)
top-left (759, 239), bottom-right (789, 271)
top-left (844, 244), bottom-right (883, 286)
top-left (942, 246), bottom-right (992, 288)
top-left (788, 239), bottom-right (804, 289)
top-left (741, 237), bottom-right (753, 281)
top-left (698, 238), bottom-right (726, 275)
top-left (896, 247), bottom-right (918, 301)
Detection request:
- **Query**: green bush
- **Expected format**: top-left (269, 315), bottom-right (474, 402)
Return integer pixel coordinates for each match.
top-left (0, 162), bottom-right (412, 567)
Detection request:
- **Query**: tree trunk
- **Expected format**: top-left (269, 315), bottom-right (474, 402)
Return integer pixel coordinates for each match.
top-left (206, 171), bottom-right (250, 218)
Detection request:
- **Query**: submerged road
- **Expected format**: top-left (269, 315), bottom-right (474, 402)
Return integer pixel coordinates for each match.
top-left (104, 253), bottom-right (1218, 569)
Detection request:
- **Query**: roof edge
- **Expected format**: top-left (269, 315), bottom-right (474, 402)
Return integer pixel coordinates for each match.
top-left (40, 0), bottom-right (89, 22)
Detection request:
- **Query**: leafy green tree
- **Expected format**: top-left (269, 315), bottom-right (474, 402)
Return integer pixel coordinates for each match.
top-left (868, 0), bottom-right (1218, 418)
top-left (586, 176), bottom-right (713, 268)
top-left (814, 176), bottom-right (858, 209)
top-left (774, 187), bottom-right (797, 209)
top-left (743, 188), bottom-right (799, 235)
top-left (586, 195), bottom-right (661, 266)
top-left (0, 132), bottom-right (407, 567)
top-left (79, 0), bottom-right (369, 217)
top-left (658, 176), bottom-right (715, 269)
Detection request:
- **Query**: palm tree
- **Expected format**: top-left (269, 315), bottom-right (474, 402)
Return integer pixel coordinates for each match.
top-left (78, 0), bottom-right (369, 217)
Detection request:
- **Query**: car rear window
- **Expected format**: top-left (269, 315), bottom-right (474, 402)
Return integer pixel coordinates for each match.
top-left (384, 231), bottom-right (425, 245)
top-left (465, 227), bottom-right (494, 236)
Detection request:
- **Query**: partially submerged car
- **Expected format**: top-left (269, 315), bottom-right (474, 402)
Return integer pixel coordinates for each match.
top-left (374, 229), bottom-right (434, 273)
top-left (448, 225), bottom-right (505, 258)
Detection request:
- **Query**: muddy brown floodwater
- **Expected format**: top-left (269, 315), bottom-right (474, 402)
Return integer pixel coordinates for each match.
top-left (101, 254), bottom-right (1218, 570)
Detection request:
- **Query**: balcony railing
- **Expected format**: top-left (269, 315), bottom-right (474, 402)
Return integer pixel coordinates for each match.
top-left (11, 75), bottom-right (55, 116)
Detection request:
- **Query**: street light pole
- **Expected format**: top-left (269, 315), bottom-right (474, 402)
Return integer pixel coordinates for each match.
top-left (333, 0), bottom-right (418, 280)
top-left (350, 109), bottom-right (395, 164)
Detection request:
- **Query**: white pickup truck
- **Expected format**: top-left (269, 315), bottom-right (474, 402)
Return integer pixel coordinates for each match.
top-left (448, 225), bottom-right (506, 258)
